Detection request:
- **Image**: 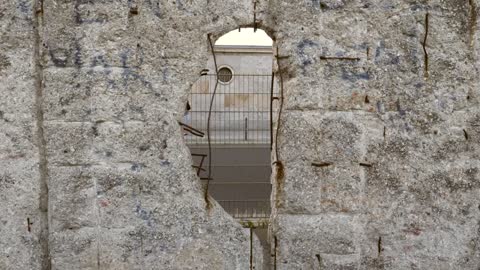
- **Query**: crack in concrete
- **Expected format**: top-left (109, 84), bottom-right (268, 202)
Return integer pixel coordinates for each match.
top-left (469, 0), bottom-right (478, 60)
top-left (470, 0), bottom-right (478, 46)
top-left (33, 0), bottom-right (50, 268)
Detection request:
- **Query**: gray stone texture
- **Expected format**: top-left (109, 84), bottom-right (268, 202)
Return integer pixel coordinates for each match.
top-left (1, 0), bottom-right (480, 269)
top-left (0, 0), bottom-right (47, 268)
top-left (270, 0), bottom-right (480, 269)
top-left (2, 0), bottom-right (261, 269)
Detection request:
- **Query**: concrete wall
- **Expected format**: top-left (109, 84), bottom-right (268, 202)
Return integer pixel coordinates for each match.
top-left (270, 1), bottom-right (480, 269)
top-left (1, 0), bottom-right (480, 269)
top-left (0, 0), bottom-right (48, 268)
top-left (1, 0), bottom-right (261, 269)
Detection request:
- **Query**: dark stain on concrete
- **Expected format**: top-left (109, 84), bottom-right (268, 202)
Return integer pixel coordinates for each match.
top-left (341, 67), bottom-right (370, 82)
top-left (73, 0), bottom-right (110, 24)
top-left (74, 39), bottom-right (83, 67)
top-left (297, 39), bottom-right (319, 75)
top-left (135, 200), bottom-right (154, 227)
top-left (0, 54), bottom-right (11, 72)
top-left (49, 48), bottom-right (69, 67)
top-left (145, 0), bottom-right (162, 18)
top-left (119, 50), bottom-right (153, 90)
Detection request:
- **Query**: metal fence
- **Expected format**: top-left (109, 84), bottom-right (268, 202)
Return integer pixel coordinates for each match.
top-left (217, 200), bottom-right (271, 219)
top-left (183, 74), bottom-right (277, 145)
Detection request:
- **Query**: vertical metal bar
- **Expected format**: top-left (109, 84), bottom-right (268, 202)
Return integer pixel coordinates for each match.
top-left (248, 76), bottom-right (255, 142)
top-left (245, 117), bottom-right (248, 141)
top-left (229, 73), bottom-right (232, 143)
top-left (227, 74), bottom-right (229, 144)
top-left (187, 89), bottom-right (190, 144)
top-left (196, 79), bottom-right (199, 144)
top-left (247, 75), bottom-right (249, 143)
top-left (269, 72), bottom-right (275, 149)
top-left (261, 77), bottom-right (264, 143)
top-left (253, 75), bottom-right (256, 143)
top-left (238, 75), bottom-right (241, 143)
top-left (216, 74), bottom-right (219, 144)
top-left (234, 76), bottom-right (236, 143)
top-left (258, 75), bottom-right (260, 143)
top-left (261, 75), bottom-right (264, 143)
top-left (218, 75), bottom-right (221, 144)
top-left (255, 76), bottom-right (257, 143)
top-left (200, 77), bottom-right (203, 144)
top-left (199, 82), bottom-right (201, 144)
top-left (206, 75), bottom-right (208, 144)
top-left (258, 77), bottom-right (268, 143)
top-left (209, 74), bottom-right (211, 144)
top-left (223, 75), bottom-right (225, 144)
top-left (220, 75), bottom-right (223, 144)
top-left (230, 76), bottom-right (233, 144)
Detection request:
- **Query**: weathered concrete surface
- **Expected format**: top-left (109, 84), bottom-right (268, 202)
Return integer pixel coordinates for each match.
top-left (1, 0), bottom-right (480, 269)
top-left (0, 0), bottom-right (48, 268)
top-left (39, 0), bottom-right (262, 268)
top-left (2, 0), bottom-right (263, 269)
top-left (270, 1), bottom-right (480, 269)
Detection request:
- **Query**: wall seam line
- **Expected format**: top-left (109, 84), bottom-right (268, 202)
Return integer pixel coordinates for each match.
top-left (33, 0), bottom-right (50, 268)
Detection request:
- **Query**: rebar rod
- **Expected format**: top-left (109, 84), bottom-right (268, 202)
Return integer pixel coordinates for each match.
top-left (204, 34), bottom-right (219, 207)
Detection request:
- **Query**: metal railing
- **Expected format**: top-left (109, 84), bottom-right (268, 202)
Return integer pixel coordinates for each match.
top-left (217, 200), bottom-right (271, 219)
top-left (184, 74), bottom-right (277, 145)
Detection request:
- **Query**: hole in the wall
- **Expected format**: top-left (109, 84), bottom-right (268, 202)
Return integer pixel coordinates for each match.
top-left (129, 7), bottom-right (138, 15)
top-left (181, 27), bottom-right (276, 268)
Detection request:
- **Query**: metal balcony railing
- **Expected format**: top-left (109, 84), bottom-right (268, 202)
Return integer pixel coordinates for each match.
top-left (184, 74), bottom-right (277, 145)
top-left (217, 200), bottom-right (271, 219)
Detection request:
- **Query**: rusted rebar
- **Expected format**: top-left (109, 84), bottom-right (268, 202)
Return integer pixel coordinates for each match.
top-left (422, 12), bottom-right (429, 79)
top-left (178, 121), bottom-right (205, 137)
top-left (204, 33), bottom-right (219, 209)
top-left (311, 162), bottom-right (332, 167)
top-left (274, 47), bottom-right (285, 163)
top-left (319, 56), bottom-right (360, 61)
top-left (359, 162), bottom-right (373, 168)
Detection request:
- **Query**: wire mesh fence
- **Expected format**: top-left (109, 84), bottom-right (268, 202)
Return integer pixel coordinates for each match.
top-left (183, 74), bottom-right (277, 145)
top-left (217, 200), bottom-right (271, 219)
